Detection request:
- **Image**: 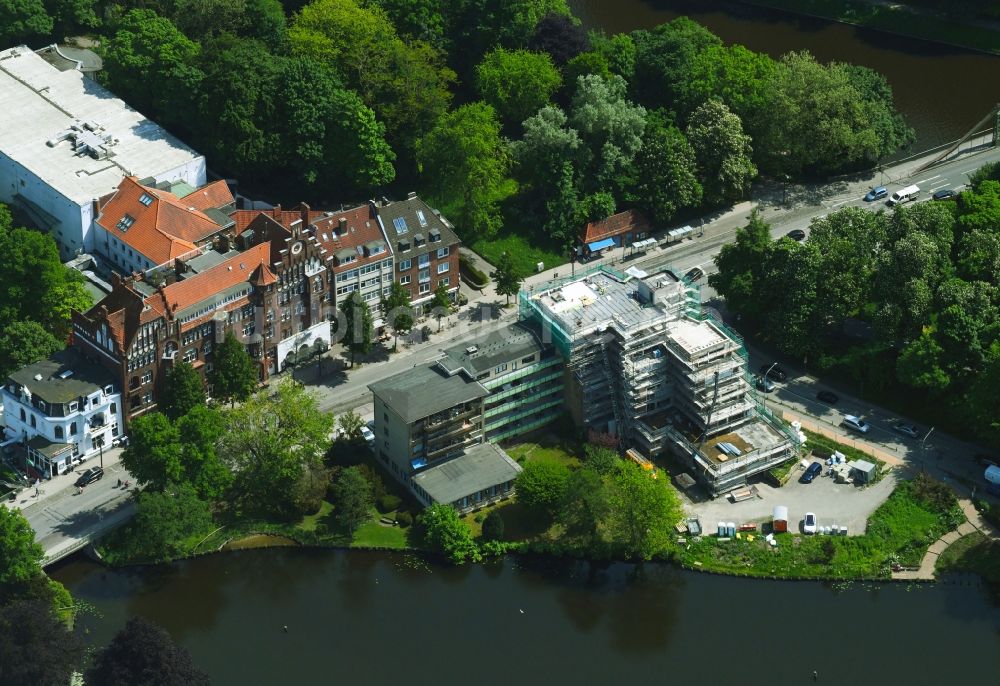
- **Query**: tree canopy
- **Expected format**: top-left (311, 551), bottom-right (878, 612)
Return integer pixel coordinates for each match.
top-left (418, 503), bottom-right (480, 564)
top-left (160, 361), bottom-right (205, 420)
top-left (84, 616), bottom-right (210, 686)
top-left (475, 48), bottom-right (561, 129)
top-left (0, 600), bottom-right (83, 686)
top-left (209, 331), bottom-right (258, 405)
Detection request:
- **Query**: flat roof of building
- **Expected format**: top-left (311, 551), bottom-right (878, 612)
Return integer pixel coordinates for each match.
top-left (526, 268), bottom-right (686, 338)
top-left (665, 319), bottom-right (725, 357)
top-left (7, 348), bottom-right (115, 405)
top-left (437, 322), bottom-right (545, 378)
top-left (0, 46), bottom-right (203, 206)
top-left (412, 442), bottom-right (522, 505)
top-left (369, 364), bottom-right (489, 424)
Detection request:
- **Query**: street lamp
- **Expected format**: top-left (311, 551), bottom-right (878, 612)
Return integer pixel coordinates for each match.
top-left (95, 435), bottom-right (104, 469)
top-left (920, 426), bottom-right (935, 473)
top-left (760, 362), bottom-right (778, 411)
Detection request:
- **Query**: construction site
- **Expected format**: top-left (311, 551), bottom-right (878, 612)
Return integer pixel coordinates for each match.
top-left (520, 265), bottom-right (799, 496)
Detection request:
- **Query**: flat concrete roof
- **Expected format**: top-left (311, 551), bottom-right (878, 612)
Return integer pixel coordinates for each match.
top-left (0, 46), bottom-right (204, 206)
top-left (666, 319), bottom-right (725, 357)
top-left (437, 322), bottom-right (545, 378)
top-left (369, 364), bottom-right (488, 424)
top-left (412, 442), bottom-right (522, 505)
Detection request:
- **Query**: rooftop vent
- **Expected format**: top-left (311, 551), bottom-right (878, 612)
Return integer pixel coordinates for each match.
top-left (58, 370), bottom-right (74, 379)
top-left (465, 345), bottom-right (478, 355)
top-left (33, 373), bottom-right (43, 381)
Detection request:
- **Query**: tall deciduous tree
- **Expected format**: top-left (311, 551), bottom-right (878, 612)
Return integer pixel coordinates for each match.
top-left (331, 466), bottom-right (373, 533)
top-left (336, 409), bottom-right (364, 440)
top-left (475, 48), bottom-right (561, 130)
top-left (686, 98), bottom-right (756, 205)
top-left (430, 282), bottom-right (453, 331)
top-left (338, 291), bottom-right (374, 367)
top-left (630, 17), bottom-right (721, 114)
top-left (0, 0), bottom-right (53, 46)
top-left (0, 507), bottom-right (44, 601)
top-left (0, 600), bottom-right (83, 686)
top-left (709, 209), bottom-right (773, 320)
top-left (120, 412), bottom-right (183, 491)
top-left (417, 103), bottom-right (511, 240)
top-left (418, 503), bottom-right (480, 564)
top-left (160, 361), bottom-right (205, 420)
top-left (176, 404), bottom-right (232, 500)
top-left (515, 460), bottom-right (569, 517)
top-left (527, 11), bottom-right (588, 64)
top-left (209, 331), bottom-right (257, 405)
top-left (606, 462), bottom-right (681, 559)
top-left (380, 281), bottom-right (414, 350)
top-left (218, 380), bottom-right (330, 519)
top-left (492, 252), bottom-right (522, 305)
top-left (0, 320), bottom-right (63, 379)
top-left (629, 114), bottom-right (702, 224)
top-left (120, 483), bottom-right (215, 562)
top-left (85, 616), bottom-right (210, 686)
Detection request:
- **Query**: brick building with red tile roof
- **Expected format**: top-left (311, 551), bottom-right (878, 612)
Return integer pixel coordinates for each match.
top-left (579, 209), bottom-right (652, 257)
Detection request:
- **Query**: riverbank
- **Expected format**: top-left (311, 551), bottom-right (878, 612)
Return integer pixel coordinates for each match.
top-left (733, 0), bottom-right (1000, 55)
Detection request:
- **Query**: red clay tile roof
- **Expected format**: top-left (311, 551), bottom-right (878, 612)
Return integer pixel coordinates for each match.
top-left (580, 209), bottom-right (651, 244)
top-left (182, 180), bottom-right (234, 211)
top-left (250, 260), bottom-right (278, 287)
top-left (308, 205), bottom-right (387, 270)
top-left (232, 205), bottom-right (324, 233)
top-left (146, 243), bottom-right (271, 318)
top-left (95, 177), bottom-right (229, 266)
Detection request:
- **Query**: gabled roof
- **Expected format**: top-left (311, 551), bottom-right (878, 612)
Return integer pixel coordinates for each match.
top-left (182, 180), bottom-right (234, 211)
top-left (580, 209), bottom-right (651, 244)
top-left (146, 243), bottom-right (270, 319)
top-left (374, 195), bottom-right (460, 256)
top-left (250, 261), bottom-right (278, 287)
top-left (95, 176), bottom-right (232, 266)
top-left (308, 205), bottom-right (387, 270)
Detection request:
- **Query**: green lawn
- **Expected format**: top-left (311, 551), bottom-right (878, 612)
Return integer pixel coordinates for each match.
top-left (472, 233), bottom-right (566, 277)
top-left (504, 441), bottom-right (582, 469)
top-left (352, 519), bottom-right (409, 549)
top-left (935, 533), bottom-right (1000, 584)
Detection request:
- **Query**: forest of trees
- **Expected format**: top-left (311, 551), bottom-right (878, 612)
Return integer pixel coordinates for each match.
top-left (1, 0), bottom-right (913, 265)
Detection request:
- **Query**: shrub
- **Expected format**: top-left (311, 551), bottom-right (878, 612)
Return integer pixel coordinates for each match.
top-left (459, 256), bottom-right (489, 287)
top-left (482, 509), bottom-right (505, 541)
top-left (396, 511), bottom-right (413, 528)
top-left (376, 494), bottom-right (402, 513)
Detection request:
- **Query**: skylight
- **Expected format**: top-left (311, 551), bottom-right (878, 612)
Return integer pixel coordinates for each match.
top-left (138, 193), bottom-right (153, 206)
top-left (416, 210), bottom-right (428, 227)
top-left (393, 216), bottom-right (408, 234)
top-left (116, 214), bottom-right (135, 231)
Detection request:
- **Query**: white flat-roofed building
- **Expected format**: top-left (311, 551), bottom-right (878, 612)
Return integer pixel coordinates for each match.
top-left (0, 45), bottom-right (206, 259)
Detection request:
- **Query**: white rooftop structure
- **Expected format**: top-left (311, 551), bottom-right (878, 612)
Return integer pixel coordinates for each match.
top-left (666, 318), bottom-right (726, 358)
top-left (0, 45), bottom-right (206, 258)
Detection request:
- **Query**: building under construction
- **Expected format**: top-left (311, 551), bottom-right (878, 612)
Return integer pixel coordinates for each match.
top-left (520, 265), bottom-right (798, 496)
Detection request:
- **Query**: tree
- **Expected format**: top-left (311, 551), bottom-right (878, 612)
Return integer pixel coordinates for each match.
top-left (120, 412), bottom-right (183, 492)
top-left (175, 405), bottom-right (232, 501)
top-left (543, 160), bottom-right (580, 248)
top-left (686, 98), bottom-right (757, 205)
top-left (172, 0), bottom-right (249, 39)
top-left (417, 103), bottom-right (511, 240)
top-left (683, 43), bottom-right (777, 133)
top-left (630, 17), bottom-right (721, 113)
top-left (331, 466), bottom-right (374, 533)
top-left (85, 616), bottom-right (210, 686)
top-left (492, 252), bottom-right (522, 305)
top-left (605, 461), bottom-right (681, 559)
top-left (100, 10), bottom-right (204, 130)
top-left (709, 210), bottom-right (774, 320)
top-left (481, 509), bottom-right (505, 541)
top-left (121, 483), bottom-right (215, 562)
top-left (418, 503), bottom-right (480, 564)
top-left (896, 330), bottom-right (951, 391)
top-left (967, 160), bottom-right (1000, 191)
top-left (0, 320), bottom-right (63, 379)
top-left (515, 460), bottom-right (570, 517)
top-left (558, 467), bottom-right (608, 546)
top-left (46, 0), bottom-right (100, 39)
top-left (512, 105), bottom-right (583, 193)
top-left (337, 409), bottom-right (365, 440)
top-left (475, 48), bottom-right (562, 130)
top-left (0, 600), bottom-right (83, 686)
top-left (160, 361), bottom-right (205, 420)
top-left (583, 445), bottom-right (620, 475)
top-left (218, 380), bottom-right (330, 519)
top-left (527, 11), bottom-right (588, 65)
top-left (430, 282), bottom-right (453, 331)
top-left (0, 507), bottom-right (44, 601)
top-left (209, 331), bottom-right (257, 405)
top-left (0, 0), bottom-right (53, 46)
top-left (380, 281), bottom-right (414, 350)
top-left (629, 114), bottom-right (702, 224)
top-left (338, 291), bottom-right (374, 367)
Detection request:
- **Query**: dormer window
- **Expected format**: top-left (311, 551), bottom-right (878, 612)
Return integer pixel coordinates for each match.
top-left (116, 214), bottom-right (135, 231)
top-left (138, 193), bottom-right (154, 206)
top-left (393, 217), bottom-right (408, 234)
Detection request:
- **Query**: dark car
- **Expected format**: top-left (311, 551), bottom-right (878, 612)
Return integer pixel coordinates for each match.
top-left (800, 461), bottom-right (823, 484)
top-left (755, 375), bottom-right (775, 393)
top-left (786, 229), bottom-right (806, 241)
top-left (932, 188), bottom-right (958, 201)
top-left (864, 186), bottom-right (888, 202)
top-left (74, 466), bottom-right (104, 487)
top-left (816, 390), bottom-right (839, 404)
top-left (759, 364), bottom-right (788, 382)
top-left (684, 266), bottom-right (705, 282)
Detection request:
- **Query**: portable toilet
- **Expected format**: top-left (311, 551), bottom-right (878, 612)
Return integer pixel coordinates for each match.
top-left (986, 465), bottom-right (1000, 496)
top-left (727, 522), bottom-right (736, 537)
top-left (773, 506), bottom-right (788, 533)
top-left (718, 522), bottom-right (727, 537)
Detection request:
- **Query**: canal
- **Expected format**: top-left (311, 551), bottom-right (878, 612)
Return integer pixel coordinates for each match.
top-left (569, 0), bottom-right (1000, 154)
top-left (54, 550), bottom-right (1000, 685)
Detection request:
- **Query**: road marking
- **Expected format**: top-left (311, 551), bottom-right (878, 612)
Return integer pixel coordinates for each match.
top-left (928, 183), bottom-right (949, 192)
top-left (830, 199), bottom-right (852, 207)
top-left (962, 168), bottom-right (978, 175)
top-left (916, 175), bottom-right (941, 184)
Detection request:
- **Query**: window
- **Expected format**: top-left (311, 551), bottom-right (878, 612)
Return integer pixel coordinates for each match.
top-left (418, 253), bottom-right (430, 267)
top-left (116, 214), bottom-right (135, 231)
top-left (495, 363), bottom-right (507, 374)
top-left (183, 348), bottom-right (197, 363)
top-left (438, 277), bottom-right (450, 287)
top-left (521, 355), bottom-right (535, 364)
top-left (418, 283), bottom-right (430, 295)
top-left (206, 363), bottom-right (213, 373)
top-left (384, 412), bottom-right (388, 422)
top-left (436, 247), bottom-right (449, 259)
top-left (340, 254), bottom-right (356, 265)
top-left (416, 209), bottom-right (428, 227)
top-left (55, 426), bottom-right (64, 439)
top-left (399, 275), bottom-right (411, 285)
top-left (295, 302), bottom-right (305, 314)
top-left (70, 422), bottom-right (77, 435)
top-left (19, 408), bottom-right (25, 421)
top-left (142, 393), bottom-right (153, 405)
top-left (243, 323), bottom-right (255, 336)
top-left (110, 402), bottom-right (117, 414)
top-left (392, 216), bottom-right (408, 234)
top-left (398, 259), bottom-right (411, 271)
top-left (381, 258), bottom-right (393, 270)
top-left (141, 371), bottom-right (152, 385)
top-left (418, 268), bottom-right (430, 283)
top-left (203, 341), bottom-right (212, 354)
top-left (138, 193), bottom-right (154, 206)
top-left (437, 262), bottom-right (449, 274)
top-left (68, 401), bottom-right (78, 412)
top-left (30, 415), bottom-right (36, 428)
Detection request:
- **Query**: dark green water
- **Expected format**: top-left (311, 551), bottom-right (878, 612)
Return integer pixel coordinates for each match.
top-left (53, 551), bottom-right (1000, 685)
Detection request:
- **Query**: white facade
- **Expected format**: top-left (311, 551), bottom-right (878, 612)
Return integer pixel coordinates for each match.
top-left (276, 320), bottom-right (333, 372)
top-left (1, 381), bottom-right (123, 479)
top-left (0, 46), bottom-right (206, 259)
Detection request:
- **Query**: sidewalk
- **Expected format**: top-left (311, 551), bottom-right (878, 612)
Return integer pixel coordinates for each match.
top-left (2, 445), bottom-right (126, 514)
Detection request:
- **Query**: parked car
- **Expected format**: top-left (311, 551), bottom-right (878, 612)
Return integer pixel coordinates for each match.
top-left (785, 229), bottom-right (806, 241)
top-left (359, 425), bottom-right (375, 443)
top-left (74, 466), bottom-right (104, 487)
top-left (816, 390), bottom-right (839, 404)
top-left (803, 512), bottom-right (817, 534)
top-left (684, 266), bottom-right (705, 282)
top-left (755, 375), bottom-right (775, 393)
top-left (758, 363), bottom-right (788, 382)
top-left (841, 414), bottom-right (870, 434)
top-left (864, 186), bottom-right (888, 202)
top-left (932, 188), bottom-right (958, 201)
top-left (800, 462), bottom-right (823, 484)
top-left (893, 423), bottom-right (919, 439)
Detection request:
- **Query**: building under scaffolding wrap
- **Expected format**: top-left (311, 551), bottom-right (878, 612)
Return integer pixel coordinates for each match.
top-left (520, 265), bottom-right (799, 496)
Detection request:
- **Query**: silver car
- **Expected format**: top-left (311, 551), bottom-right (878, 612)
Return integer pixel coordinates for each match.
top-left (894, 423), bottom-right (919, 439)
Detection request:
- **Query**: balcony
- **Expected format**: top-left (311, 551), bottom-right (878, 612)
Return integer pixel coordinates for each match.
top-left (425, 405), bottom-right (479, 428)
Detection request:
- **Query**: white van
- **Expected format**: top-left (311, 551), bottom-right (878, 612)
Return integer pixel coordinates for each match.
top-left (887, 184), bottom-right (920, 206)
